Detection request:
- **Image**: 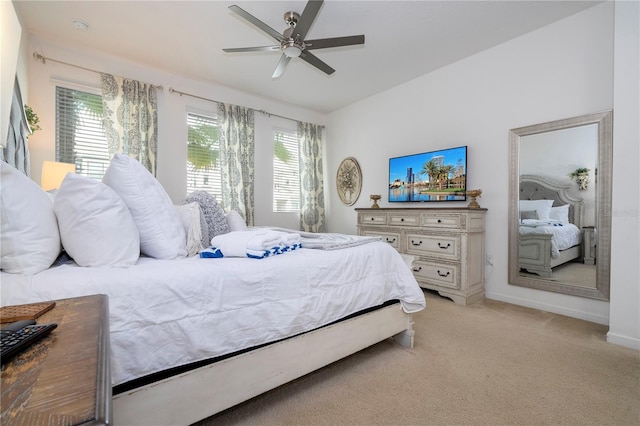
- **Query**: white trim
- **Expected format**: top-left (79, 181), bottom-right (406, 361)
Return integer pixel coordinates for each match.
top-left (485, 291), bottom-right (609, 325)
top-left (606, 332), bottom-right (640, 350)
top-left (49, 77), bottom-right (100, 95)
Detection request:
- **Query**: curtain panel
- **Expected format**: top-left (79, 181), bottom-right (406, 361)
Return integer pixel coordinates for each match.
top-left (101, 74), bottom-right (158, 175)
top-left (297, 122), bottom-right (326, 233)
top-left (3, 78), bottom-right (31, 175)
top-left (216, 103), bottom-right (255, 226)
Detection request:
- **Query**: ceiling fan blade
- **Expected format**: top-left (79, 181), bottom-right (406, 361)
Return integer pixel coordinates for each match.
top-left (299, 51), bottom-right (335, 75)
top-left (272, 54), bottom-right (291, 78)
top-left (294, 0), bottom-right (324, 40)
top-left (223, 45), bottom-right (280, 53)
top-left (228, 5), bottom-right (284, 42)
top-left (305, 35), bottom-right (365, 50)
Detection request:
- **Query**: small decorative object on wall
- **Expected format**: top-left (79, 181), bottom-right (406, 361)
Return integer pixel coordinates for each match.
top-left (336, 157), bottom-right (362, 206)
top-left (466, 189), bottom-right (482, 208)
top-left (370, 194), bottom-right (381, 208)
top-left (568, 167), bottom-right (590, 190)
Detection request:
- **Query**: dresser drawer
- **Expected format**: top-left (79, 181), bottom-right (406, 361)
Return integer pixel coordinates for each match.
top-left (405, 233), bottom-right (460, 260)
top-left (388, 213), bottom-right (419, 227)
top-left (361, 230), bottom-right (400, 249)
top-left (421, 213), bottom-right (463, 229)
top-left (411, 260), bottom-right (460, 290)
top-left (359, 212), bottom-right (387, 225)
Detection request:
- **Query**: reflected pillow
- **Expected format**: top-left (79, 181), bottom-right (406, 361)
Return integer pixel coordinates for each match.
top-left (520, 210), bottom-right (538, 220)
top-left (549, 204), bottom-right (570, 224)
top-left (519, 199), bottom-right (554, 220)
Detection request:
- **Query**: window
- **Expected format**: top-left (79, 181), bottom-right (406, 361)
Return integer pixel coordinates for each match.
top-left (55, 86), bottom-right (109, 180)
top-left (187, 112), bottom-right (221, 199)
top-left (273, 129), bottom-right (300, 212)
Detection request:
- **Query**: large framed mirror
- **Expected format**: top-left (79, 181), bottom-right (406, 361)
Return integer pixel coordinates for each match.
top-left (508, 111), bottom-right (612, 300)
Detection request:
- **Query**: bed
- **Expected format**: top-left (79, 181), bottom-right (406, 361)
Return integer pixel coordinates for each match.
top-left (518, 174), bottom-right (584, 277)
top-left (0, 158), bottom-right (426, 425)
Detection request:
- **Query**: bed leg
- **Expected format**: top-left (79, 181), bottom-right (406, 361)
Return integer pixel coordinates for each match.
top-left (391, 314), bottom-right (415, 348)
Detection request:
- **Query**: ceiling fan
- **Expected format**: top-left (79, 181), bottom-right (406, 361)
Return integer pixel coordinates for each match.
top-left (222, 0), bottom-right (365, 78)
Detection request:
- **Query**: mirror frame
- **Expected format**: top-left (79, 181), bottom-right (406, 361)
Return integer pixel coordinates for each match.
top-left (508, 111), bottom-right (612, 300)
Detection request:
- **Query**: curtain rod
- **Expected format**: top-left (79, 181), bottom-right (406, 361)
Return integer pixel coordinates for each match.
top-left (33, 52), bottom-right (164, 91)
top-left (169, 87), bottom-right (322, 127)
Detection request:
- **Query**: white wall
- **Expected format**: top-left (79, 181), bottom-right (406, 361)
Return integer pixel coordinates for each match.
top-left (1, 1), bottom-right (22, 145)
top-left (24, 37), bottom-right (325, 228)
top-left (326, 4), bottom-right (624, 331)
top-left (608, 0), bottom-right (640, 349)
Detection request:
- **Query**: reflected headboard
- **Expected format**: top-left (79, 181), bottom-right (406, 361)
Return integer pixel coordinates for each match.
top-left (519, 174), bottom-right (584, 228)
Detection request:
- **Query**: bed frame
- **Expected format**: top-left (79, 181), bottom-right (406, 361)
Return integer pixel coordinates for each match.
top-left (518, 175), bottom-right (584, 277)
top-left (112, 302), bottom-right (415, 425)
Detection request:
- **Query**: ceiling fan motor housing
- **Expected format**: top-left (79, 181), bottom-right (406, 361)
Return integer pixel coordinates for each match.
top-left (283, 11), bottom-right (300, 26)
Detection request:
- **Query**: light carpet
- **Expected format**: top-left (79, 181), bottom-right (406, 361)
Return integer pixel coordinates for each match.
top-left (196, 290), bottom-right (639, 426)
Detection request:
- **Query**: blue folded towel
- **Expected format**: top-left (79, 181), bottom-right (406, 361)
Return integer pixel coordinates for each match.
top-left (199, 247), bottom-right (224, 258)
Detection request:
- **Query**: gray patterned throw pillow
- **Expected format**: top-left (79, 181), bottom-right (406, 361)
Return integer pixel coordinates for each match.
top-left (182, 191), bottom-right (230, 243)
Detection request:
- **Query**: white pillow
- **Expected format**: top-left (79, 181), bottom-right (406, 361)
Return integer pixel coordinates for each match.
top-left (549, 204), bottom-right (570, 224)
top-left (226, 210), bottom-right (248, 232)
top-left (175, 203), bottom-right (204, 256)
top-left (103, 154), bottom-right (186, 259)
top-left (54, 173), bottom-right (140, 267)
top-left (519, 199), bottom-right (554, 220)
top-left (0, 161), bottom-right (61, 274)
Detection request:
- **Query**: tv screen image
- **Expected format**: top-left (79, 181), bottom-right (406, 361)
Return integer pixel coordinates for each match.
top-left (389, 145), bottom-right (467, 202)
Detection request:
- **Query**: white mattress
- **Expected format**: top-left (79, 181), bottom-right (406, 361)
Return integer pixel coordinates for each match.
top-left (1, 241), bottom-right (425, 386)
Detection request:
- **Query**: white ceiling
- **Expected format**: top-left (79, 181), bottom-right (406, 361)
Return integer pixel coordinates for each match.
top-left (14, 1), bottom-right (601, 113)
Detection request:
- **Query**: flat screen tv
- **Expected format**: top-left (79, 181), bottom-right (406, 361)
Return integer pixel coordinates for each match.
top-left (389, 145), bottom-right (467, 202)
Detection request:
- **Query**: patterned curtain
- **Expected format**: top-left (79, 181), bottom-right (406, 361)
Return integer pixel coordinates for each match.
top-left (298, 122), bottom-right (325, 233)
top-left (3, 78), bottom-right (31, 175)
top-left (101, 74), bottom-right (158, 175)
top-left (216, 103), bottom-right (255, 226)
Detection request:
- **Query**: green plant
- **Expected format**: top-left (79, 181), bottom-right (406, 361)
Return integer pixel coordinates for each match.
top-left (568, 167), bottom-right (590, 178)
top-left (24, 105), bottom-right (41, 133)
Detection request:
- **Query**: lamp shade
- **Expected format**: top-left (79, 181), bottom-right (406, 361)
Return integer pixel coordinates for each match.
top-left (41, 161), bottom-right (75, 191)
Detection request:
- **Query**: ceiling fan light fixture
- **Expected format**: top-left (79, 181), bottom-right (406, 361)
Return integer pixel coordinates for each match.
top-left (283, 44), bottom-right (302, 58)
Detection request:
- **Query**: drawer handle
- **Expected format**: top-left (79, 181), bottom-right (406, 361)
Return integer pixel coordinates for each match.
top-left (437, 270), bottom-right (450, 277)
top-left (411, 240), bottom-right (423, 246)
top-left (370, 217), bottom-right (375, 221)
top-left (412, 266), bottom-right (422, 272)
top-left (437, 219), bottom-right (442, 223)
top-left (438, 242), bottom-right (451, 249)
top-left (400, 218), bottom-right (404, 222)
top-left (385, 237), bottom-right (396, 243)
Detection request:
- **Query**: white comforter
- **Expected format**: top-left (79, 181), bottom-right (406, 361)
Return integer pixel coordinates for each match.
top-left (0, 241), bottom-right (425, 386)
top-left (519, 221), bottom-right (582, 258)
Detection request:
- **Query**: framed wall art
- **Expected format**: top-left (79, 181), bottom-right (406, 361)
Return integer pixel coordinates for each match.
top-left (336, 157), bottom-right (362, 206)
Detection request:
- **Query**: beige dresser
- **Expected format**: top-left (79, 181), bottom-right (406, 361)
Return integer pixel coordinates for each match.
top-left (356, 208), bottom-right (487, 305)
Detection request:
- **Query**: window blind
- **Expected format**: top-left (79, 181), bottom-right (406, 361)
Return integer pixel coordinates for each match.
top-left (55, 86), bottom-right (109, 180)
top-left (187, 112), bottom-right (221, 199)
top-left (273, 129), bottom-right (300, 213)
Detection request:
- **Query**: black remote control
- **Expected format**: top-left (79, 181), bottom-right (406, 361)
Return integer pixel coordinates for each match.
top-left (1, 320), bottom-right (58, 363)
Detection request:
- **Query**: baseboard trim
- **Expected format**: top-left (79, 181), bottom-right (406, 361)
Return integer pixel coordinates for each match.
top-left (484, 291), bottom-right (609, 325)
top-left (606, 332), bottom-right (640, 350)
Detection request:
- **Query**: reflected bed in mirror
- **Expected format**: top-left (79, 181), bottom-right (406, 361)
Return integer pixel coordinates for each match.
top-left (508, 111), bottom-right (612, 300)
